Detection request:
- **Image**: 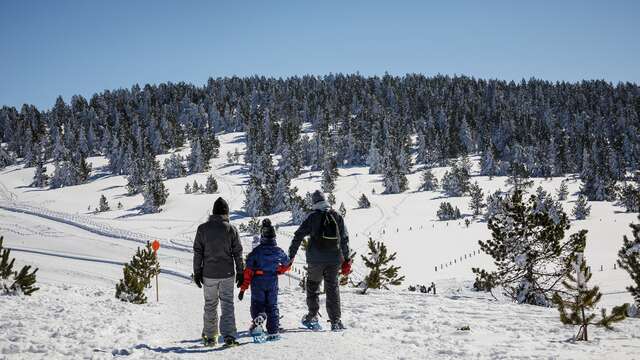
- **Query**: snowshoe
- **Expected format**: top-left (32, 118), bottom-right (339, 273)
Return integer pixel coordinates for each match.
top-left (301, 314), bottom-right (322, 331)
top-left (266, 334), bottom-right (281, 342)
top-left (330, 319), bottom-right (346, 332)
top-left (250, 313), bottom-right (268, 343)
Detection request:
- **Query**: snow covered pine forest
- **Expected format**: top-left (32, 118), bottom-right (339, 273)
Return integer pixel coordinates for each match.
top-left (1, 75), bottom-right (640, 359)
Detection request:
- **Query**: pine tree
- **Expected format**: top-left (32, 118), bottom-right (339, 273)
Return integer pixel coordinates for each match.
top-left (97, 194), bottom-right (110, 212)
top-left (115, 242), bottom-right (160, 304)
top-left (1, 236), bottom-right (39, 296)
top-left (366, 137), bottom-right (383, 174)
top-left (271, 175), bottom-right (291, 213)
top-left (473, 190), bottom-right (581, 305)
top-left (163, 154), bottom-right (186, 179)
top-left (572, 195), bottom-right (591, 220)
top-left (31, 155), bottom-right (48, 187)
top-left (441, 160), bottom-right (471, 197)
top-left (192, 180), bottom-right (200, 193)
top-left (141, 161), bottom-right (169, 213)
top-left (617, 216), bottom-right (640, 313)
top-left (484, 189), bottom-right (505, 221)
top-left (419, 168), bottom-right (439, 191)
top-left (557, 180), bottom-right (569, 201)
top-left (290, 195), bottom-right (309, 225)
top-left (552, 231), bottom-right (628, 341)
top-left (328, 192), bottom-right (336, 206)
top-left (184, 182), bottom-right (192, 194)
top-left (360, 238), bottom-right (405, 294)
top-left (204, 175), bottom-right (218, 194)
top-left (617, 183), bottom-right (640, 213)
top-left (188, 138), bottom-right (208, 174)
top-left (469, 181), bottom-right (485, 216)
top-left (339, 202), bottom-right (347, 218)
top-left (243, 176), bottom-right (264, 217)
top-left (358, 194), bottom-right (371, 209)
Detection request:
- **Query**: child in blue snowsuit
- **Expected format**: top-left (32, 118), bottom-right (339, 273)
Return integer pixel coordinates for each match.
top-left (238, 219), bottom-right (291, 336)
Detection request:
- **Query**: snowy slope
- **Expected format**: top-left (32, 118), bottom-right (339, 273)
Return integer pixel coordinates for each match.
top-left (1, 132), bottom-right (639, 359)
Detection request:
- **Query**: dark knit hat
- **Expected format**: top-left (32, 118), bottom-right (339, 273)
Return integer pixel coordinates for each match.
top-left (312, 190), bottom-right (325, 204)
top-left (261, 218), bottom-right (276, 239)
top-left (213, 197), bottom-right (229, 215)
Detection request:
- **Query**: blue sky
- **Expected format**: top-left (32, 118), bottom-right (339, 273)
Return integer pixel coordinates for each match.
top-left (1, 0), bottom-right (638, 109)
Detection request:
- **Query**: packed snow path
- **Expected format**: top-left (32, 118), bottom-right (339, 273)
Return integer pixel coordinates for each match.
top-left (2, 281), bottom-right (639, 359)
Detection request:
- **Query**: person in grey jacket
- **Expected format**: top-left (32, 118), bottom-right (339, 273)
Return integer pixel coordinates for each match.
top-left (289, 190), bottom-right (351, 331)
top-left (193, 197), bottom-right (244, 347)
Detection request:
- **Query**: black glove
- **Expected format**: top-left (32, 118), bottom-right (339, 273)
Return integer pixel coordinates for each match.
top-left (238, 291), bottom-right (244, 301)
top-left (236, 272), bottom-right (244, 288)
top-left (194, 271), bottom-right (203, 288)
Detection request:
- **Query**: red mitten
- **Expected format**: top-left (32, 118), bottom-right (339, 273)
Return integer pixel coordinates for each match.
top-left (277, 262), bottom-right (292, 275)
top-left (240, 268), bottom-right (254, 291)
top-left (341, 259), bottom-right (352, 275)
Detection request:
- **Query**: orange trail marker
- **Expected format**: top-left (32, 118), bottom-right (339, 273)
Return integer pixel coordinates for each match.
top-left (151, 240), bottom-right (160, 302)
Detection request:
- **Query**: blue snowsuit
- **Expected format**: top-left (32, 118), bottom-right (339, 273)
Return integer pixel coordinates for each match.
top-left (244, 236), bottom-right (290, 334)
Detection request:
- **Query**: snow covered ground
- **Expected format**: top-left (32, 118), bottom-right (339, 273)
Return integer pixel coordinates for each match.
top-left (1, 132), bottom-right (639, 359)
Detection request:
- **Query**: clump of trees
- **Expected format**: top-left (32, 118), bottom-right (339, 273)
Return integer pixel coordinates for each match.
top-left (437, 202), bottom-right (462, 221)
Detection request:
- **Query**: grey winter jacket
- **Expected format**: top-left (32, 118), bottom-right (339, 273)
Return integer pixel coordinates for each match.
top-left (193, 214), bottom-right (244, 279)
top-left (289, 201), bottom-right (350, 264)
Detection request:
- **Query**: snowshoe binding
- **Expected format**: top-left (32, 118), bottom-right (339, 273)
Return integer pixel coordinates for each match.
top-left (301, 314), bottom-right (322, 331)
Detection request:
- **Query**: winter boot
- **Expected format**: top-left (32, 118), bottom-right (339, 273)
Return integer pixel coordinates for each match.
top-left (330, 319), bottom-right (346, 331)
top-left (202, 333), bottom-right (218, 347)
top-left (223, 336), bottom-right (240, 347)
top-left (301, 314), bottom-right (321, 331)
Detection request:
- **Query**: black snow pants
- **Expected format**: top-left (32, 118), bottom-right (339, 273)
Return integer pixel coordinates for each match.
top-left (306, 263), bottom-right (341, 322)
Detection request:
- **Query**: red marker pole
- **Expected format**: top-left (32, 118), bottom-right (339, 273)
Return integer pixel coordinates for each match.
top-left (152, 240), bottom-right (160, 302)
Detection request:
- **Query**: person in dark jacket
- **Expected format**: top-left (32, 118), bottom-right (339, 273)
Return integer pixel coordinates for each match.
top-left (193, 197), bottom-right (244, 347)
top-left (289, 190), bottom-right (351, 331)
top-left (238, 219), bottom-right (290, 340)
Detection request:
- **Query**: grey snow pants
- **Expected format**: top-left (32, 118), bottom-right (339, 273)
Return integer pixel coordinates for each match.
top-left (306, 263), bottom-right (341, 322)
top-left (202, 276), bottom-right (237, 339)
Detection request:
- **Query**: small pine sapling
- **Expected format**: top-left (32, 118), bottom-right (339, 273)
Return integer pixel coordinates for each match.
top-left (339, 202), bottom-right (347, 218)
top-left (184, 182), bottom-right (192, 194)
top-left (1, 236), bottom-right (39, 296)
top-left (97, 194), bottom-right (110, 212)
top-left (360, 238), bottom-right (405, 294)
top-left (617, 216), bottom-right (640, 315)
top-left (552, 231), bottom-right (627, 341)
top-left (358, 194), bottom-right (371, 208)
top-left (115, 242), bottom-right (160, 304)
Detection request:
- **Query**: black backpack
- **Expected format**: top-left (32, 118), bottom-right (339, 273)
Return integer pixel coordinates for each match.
top-left (317, 210), bottom-right (340, 248)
